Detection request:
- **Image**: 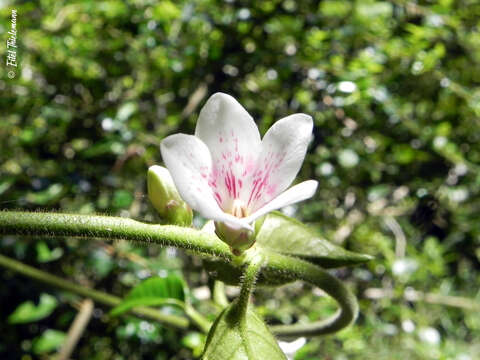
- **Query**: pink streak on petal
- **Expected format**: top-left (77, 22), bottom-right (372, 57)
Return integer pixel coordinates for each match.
top-left (247, 152), bottom-right (289, 209)
top-left (266, 184), bottom-right (277, 196)
top-left (223, 169), bottom-right (238, 199)
top-left (209, 166), bottom-right (219, 189)
top-left (224, 172), bottom-right (232, 197)
top-left (231, 172), bottom-right (237, 198)
top-left (247, 178), bottom-right (261, 206)
top-left (234, 137), bottom-right (239, 153)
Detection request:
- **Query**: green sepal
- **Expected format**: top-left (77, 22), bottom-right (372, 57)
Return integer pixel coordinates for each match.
top-left (214, 221), bottom-right (255, 255)
top-left (202, 303), bottom-right (286, 360)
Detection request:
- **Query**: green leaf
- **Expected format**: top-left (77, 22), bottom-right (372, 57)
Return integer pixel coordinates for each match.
top-left (116, 102), bottom-right (137, 121)
top-left (182, 332), bottom-right (206, 358)
top-left (25, 184), bottom-right (65, 205)
top-left (204, 213), bottom-right (372, 287)
top-left (152, 1), bottom-right (181, 21)
top-left (319, 1), bottom-right (351, 18)
top-left (203, 303), bottom-right (286, 360)
top-left (112, 189), bottom-right (134, 208)
top-left (36, 241), bottom-right (63, 263)
top-left (356, 2), bottom-right (392, 18)
top-left (32, 329), bottom-right (66, 354)
top-left (256, 212), bottom-right (373, 268)
top-left (116, 318), bottom-right (162, 342)
top-left (0, 177), bottom-right (14, 196)
top-left (8, 293), bottom-right (58, 324)
top-left (80, 140), bottom-right (125, 158)
top-left (110, 275), bottom-right (186, 316)
top-left (87, 248), bottom-right (114, 278)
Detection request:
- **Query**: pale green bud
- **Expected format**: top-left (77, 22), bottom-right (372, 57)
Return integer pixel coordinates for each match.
top-left (147, 165), bottom-right (193, 226)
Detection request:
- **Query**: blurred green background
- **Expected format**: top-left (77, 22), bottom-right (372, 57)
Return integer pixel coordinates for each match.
top-left (1, 0), bottom-right (480, 359)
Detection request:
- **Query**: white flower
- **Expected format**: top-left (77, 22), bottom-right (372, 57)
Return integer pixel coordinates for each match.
top-left (160, 93), bottom-right (318, 241)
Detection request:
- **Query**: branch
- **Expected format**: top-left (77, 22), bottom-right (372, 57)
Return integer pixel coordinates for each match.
top-left (213, 281), bottom-right (229, 308)
top-left (0, 254), bottom-right (189, 329)
top-left (364, 287), bottom-right (480, 311)
top-left (0, 211), bottom-right (359, 337)
top-left (56, 299), bottom-right (94, 360)
top-left (234, 252), bottom-right (264, 318)
top-left (0, 211), bottom-right (232, 260)
top-left (384, 217), bottom-right (406, 258)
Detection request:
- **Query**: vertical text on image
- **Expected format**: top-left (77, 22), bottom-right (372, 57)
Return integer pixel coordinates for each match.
top-left (6, 9), bottom-right (18, 79)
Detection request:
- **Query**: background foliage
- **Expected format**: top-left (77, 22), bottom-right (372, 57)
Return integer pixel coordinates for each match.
top-left (1, 0), bottom-right (480, 359)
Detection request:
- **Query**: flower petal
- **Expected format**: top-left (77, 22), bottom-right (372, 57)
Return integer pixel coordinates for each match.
top-left (195, 93), bottom-right (261, 212)
top-left (244, 180), bottom-right (318, 224)
top-left (246, 113), bottom-right (313, 212)
top-left (160, 134), bottom-right (252, 230)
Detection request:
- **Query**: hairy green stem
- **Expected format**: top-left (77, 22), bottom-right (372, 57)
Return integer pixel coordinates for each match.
top-left (234, 252), bottom-right (263, 318)
top-left (0, 253), bottom-right (189, 329)
top-left (0, 211), bottom-right (232, 260)
top-left (0, 211), bottom-right (359, 337)
top-left (267, 252), bottom-right (358, 337)
top-left (230, 253), bottom-right (264, 360)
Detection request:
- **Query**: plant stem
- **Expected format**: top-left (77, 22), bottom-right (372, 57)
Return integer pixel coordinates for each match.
top-left (0, 253), bottom-right (189, 329)
top-left (212, 281), bottom-right (229, 308)
top-left (364, 287), bottom-right (480, 311)
top-left (267, 252), bottom-right (358, 337)
top-left (185, 304), bottom-right (212, 334)
top-left (0, 211), bottom-right (232, 260)
top-left (56, 298), bottom-right (94, 360)
top-left (234, 252), bottom-right (263, 318)
top-left (0, 211), bottom-right (359, 336)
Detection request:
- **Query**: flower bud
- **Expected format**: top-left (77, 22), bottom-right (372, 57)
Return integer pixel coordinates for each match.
top-left (147, 165), bottom-right (193, 226)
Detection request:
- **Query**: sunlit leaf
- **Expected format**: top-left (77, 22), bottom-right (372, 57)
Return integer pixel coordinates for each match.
top-left (116, 318), bottom-right (162, 342)
top-left (112, 189), bottom-right (133, 209)
top-left (8, 293), bottom-right (58, 324)
top-left (116, 102), bottom-right (137, 121)
top-left (0, 177), bottom-right (14, 196)
top-left (110, 275), bottom-right (186, 316)
top-left (182, 332), bottom-right (206, 358)
top-left (256, 212), bottom-right (373, 268)
top-left (36, 241), bottom-right (63, 263)
top-left (203, 303), bottom-right (286, 360)
top-left (25, 184), bottom-right (65, 205)
top-left (80, 140), bottom-right (125, 158)
top-left (32, 329), bottom-right (66, 354)
top-left (87, 249), bottom-right (114, 278)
